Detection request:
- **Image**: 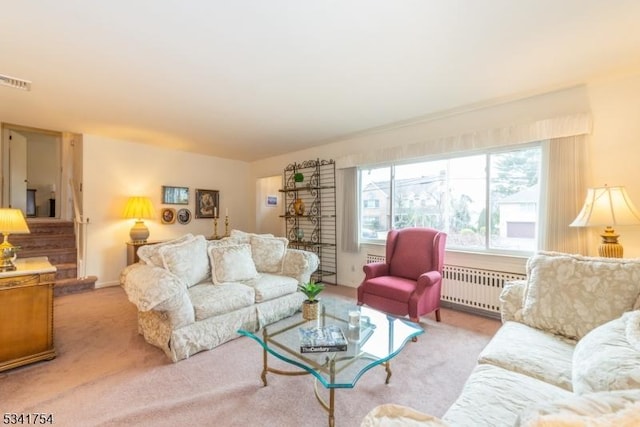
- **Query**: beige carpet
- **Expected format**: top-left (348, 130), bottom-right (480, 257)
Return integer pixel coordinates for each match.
top-left (1, 286), bottom-right (499, 427)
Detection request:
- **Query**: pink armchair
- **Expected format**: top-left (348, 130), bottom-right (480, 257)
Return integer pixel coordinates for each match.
top-left (357, 227), bottom-right (447, 322)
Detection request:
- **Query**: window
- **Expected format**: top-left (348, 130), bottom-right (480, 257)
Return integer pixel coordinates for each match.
top-left (359, 144), bottom-right (541, 253)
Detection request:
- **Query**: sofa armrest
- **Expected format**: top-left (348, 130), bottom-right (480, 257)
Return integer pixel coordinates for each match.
top-left (361, 404), bottom-right (450, 427)
top-left (500, 279), bottom-right (527, 323)
top-left (121, 263), bottom-right (190, 312)
top-left (282, 248), bottom-right (320, 283)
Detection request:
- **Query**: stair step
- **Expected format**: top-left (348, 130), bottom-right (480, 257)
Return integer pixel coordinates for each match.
top-left (12, 234), bottom-right (76, 250)
top-left (25, 220), bottom-right (75, 234)
top-left (54, 276), bottom-right (97, 297)
top-left (18, 248), bottom-right (77, 265)
top-left (55, 263), bottom-right (77, 280)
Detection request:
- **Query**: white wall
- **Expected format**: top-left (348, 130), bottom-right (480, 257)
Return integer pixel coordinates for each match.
top-left (249, 77), bottom-right (640, 286)
top-left (255, 175), bottom-right (285, 236)
top-left (82, 135), bottom-right (250, 287)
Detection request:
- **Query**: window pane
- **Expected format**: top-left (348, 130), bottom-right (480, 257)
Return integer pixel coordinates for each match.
top-left (447, 155), bottom-right (487, 250)
top-left (394, 160), bottom-right (447, 230)
top-left (360, 166), bottom-right (391, 239)
top-left (489, 147), bottom-right (541, 251)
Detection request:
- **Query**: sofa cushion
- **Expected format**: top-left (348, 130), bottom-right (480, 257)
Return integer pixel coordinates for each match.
top-left (478, 321), bottom-right (576, 391)
top-left (516, 389), bottom-right (640, 427)
top-left (188, 282), bottom-right (255, 321)
top-left (250, 235), bottom-right (288, 273)
top-left (241, 273), bottom-right (299, 303)
top-left (521, 252), bottom-right (640, 340)
top-left (442, 364), bottom-right (571, 427)
top-left (572, 310), bottom-right (640, 394)
top-left (229, 229), bottom-right (274, 244)
top-left (159, 235), bottom-right (210, 288)
top-left (137, 234), bottom-right (194, 267)
top-left (208, 243), bottom-right (259, 284)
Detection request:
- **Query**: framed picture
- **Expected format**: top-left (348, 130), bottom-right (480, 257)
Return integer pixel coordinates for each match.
top-left (266, 195), bottom-right (278, 207)
top-left (177, 208), bottom-right (192, 225)
top-left (161, 208), bottom-right (176, 224)
top-left (195, 189), bottom-right (219, 218)
top-left (162, 186), bottom-right (189, 205)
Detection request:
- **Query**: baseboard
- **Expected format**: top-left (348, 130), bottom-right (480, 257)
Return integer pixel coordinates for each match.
top-left (441, 301), bottom-right (501, 320)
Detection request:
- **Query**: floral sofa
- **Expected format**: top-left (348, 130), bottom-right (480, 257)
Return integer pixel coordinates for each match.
top-left (361, 251), bottom-right (640, 426)
top-left (120, 231), bottom-right (319, 362)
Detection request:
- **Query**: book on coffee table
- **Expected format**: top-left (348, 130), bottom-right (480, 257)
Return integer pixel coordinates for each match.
top-left (299, 325), bottom-right (348, 353)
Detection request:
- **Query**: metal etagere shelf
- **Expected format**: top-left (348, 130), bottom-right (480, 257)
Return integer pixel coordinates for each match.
top-left (280, 159), bottom-right (336, 284)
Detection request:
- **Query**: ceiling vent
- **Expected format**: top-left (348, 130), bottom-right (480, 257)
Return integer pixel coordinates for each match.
top-left (0, 74), bottom-right (31, 91)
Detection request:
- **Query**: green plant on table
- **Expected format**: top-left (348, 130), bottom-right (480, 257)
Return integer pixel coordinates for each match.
top-left (298, 280), bottom-right (324, 303)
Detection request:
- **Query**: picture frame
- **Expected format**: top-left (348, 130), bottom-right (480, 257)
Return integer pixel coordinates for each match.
top-left (195, 189), bottom-right (219, 218)
top-left (162, 186), bottom-right (189, 205)
top-left (177, 208), bottom-right (192, 225)
top-left (266, 195), bottom-right (278, 207)
top-left (161, 208), bottom-right (176, 224)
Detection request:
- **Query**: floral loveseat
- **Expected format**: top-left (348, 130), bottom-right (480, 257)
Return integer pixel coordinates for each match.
top-left (120, 231), bottom-right (319, 362)
top-left (361, 251), bottom-right (640, 426)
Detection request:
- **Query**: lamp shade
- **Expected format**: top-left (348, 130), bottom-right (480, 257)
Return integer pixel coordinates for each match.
top-left (123, 196), bottom-right (156, 220)
top-left (0, 208), bottom-right (31, 234)
top-left (570, 186), bottom-right (640, 227)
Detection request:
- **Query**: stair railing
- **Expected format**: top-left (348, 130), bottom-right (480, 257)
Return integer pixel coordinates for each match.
top-left (70, 179), bottom-right (89, 279)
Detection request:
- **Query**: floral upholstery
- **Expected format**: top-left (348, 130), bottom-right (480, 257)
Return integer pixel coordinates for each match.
top-left (121, 233), bottom-right (319, 362)
top-left (499, 279), bottom-right (526, 323)
top-left (250, 235), bottom-right (288, 273)
top-left (522, 251), bottom-right (640, 340)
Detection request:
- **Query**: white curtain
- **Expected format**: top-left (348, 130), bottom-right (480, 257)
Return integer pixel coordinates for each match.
top-left (340, 167), bottom-right (359, 252)
top-left (539, 135), bottom-right (588, 254)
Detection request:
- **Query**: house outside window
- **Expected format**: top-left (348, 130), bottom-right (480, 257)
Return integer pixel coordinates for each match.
top-left (359, 144), bottom-right (542, 254)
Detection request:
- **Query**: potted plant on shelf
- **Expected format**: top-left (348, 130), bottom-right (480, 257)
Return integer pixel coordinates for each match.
top-left (293, 172), bottom-right (304, 183)
top-left (298, 280), bottom-right (324, 320)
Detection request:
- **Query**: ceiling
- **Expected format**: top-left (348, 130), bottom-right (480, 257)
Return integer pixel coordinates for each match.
top-left (2, 1), bottom-right (640, 162)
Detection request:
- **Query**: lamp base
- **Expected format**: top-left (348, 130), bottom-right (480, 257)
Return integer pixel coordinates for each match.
top-left (598, 226), bottom-right (623, 258)
top-left (129, 220), bottom-right (149, 243)
top-left (0, 235), bottom-right (18, 271)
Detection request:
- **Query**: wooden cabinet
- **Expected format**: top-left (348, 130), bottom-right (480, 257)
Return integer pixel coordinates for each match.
top-left (0, 258), bottom-right (57, 372)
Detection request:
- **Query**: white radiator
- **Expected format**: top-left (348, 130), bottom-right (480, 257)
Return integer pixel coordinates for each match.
top-left (441, 265), bottom-right (526, 317)
top-left (365, 254), bottom-right (526, 318)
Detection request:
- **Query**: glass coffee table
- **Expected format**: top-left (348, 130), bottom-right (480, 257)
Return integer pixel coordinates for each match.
top-left (238, 297), bottom-right (423, 427)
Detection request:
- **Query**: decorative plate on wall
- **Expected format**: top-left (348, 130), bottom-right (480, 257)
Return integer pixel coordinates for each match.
top-left (177, 208), bottom-right (191, 225)
top-left (161, 208), bottom-right (176, 224)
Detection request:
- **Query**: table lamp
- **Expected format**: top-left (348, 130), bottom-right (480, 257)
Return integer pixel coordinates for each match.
top-left (570, 185), bottom-right (640, 258)
top-left (0, 208), bottom-right (31, 271)
top-left (123, 196), bottom-right (156, 243)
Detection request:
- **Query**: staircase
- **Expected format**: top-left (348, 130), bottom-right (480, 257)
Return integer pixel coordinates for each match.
top-left (12, 219), bottom-right (97, 296)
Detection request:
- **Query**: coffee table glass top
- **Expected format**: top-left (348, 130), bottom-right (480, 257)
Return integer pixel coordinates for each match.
top-left (238, 297), bottom-right (424, 389)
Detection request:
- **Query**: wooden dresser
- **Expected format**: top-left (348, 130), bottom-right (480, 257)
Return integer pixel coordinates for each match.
top-left (0, 257), bottom-right (57, 372)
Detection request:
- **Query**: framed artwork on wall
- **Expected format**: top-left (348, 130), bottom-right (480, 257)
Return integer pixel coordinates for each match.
top-left (266, 195), bottom-right (278, 207)
top-left (162, 186), bottom-right (189, 205)
top-left (195, 189), bottom-right (219, 218)
top-left (177, 208), bottom-right (192, 225)
top-left (161, 208), bottom-right (176, 224)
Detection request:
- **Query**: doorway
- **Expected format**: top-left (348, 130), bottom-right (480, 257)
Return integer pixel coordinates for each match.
top-left (1, 125), bottom-right (61, 218)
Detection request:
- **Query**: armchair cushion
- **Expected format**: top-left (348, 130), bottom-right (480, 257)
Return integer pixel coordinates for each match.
top-left (208, 243), bottom-right (259, 284)
top-left (521, 252), bottom-right (640, 340)
top-left (250, 235), bottom-right (288, 273)
top-left (572, 310), bottom-right (640, 394)
top-left (159, 235), bottom-right (210, 287)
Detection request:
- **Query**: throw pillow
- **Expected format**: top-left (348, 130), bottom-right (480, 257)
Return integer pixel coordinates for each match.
top-left (137, 234), bottom-right (194, 267)
top-left (250, 235), bottom-right (288, 273)
top-left (229, 229), bottom-right (274, 244)
top-left (572, 311), bottom-right (640, 394)
top-left (158, 235), bottom-right (209, 287)
top-left (208, 243), bottom-right (259, 284)
top-left (521, 251), bottom-right (640, 340)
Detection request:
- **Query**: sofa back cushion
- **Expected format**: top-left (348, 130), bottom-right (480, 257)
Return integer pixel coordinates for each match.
top-left (208, 243), bottom-right (259, 284)
top-left (250, 235), bottom-right (288, 273)
top-left (521, 251), bottom-right (640, 340)
top-left (158, 235), bottom-right (209, 288)
top-left (572, 310), bottom-right (640, 394)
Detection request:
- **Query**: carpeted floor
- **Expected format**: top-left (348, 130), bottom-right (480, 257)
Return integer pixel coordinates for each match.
top-left (1, 286), bottom-right (499, 427)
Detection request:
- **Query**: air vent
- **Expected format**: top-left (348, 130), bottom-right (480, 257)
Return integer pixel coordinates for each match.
top-left (0, 74), bottom-right (32, 91)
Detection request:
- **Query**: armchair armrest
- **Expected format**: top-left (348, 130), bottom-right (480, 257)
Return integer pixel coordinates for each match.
top-left (416, 271), bottom-right (442, 293)
top-left (282, 249), bottom-right (320, 283)
top-left (363, 262), bottom-right (389, 280)
top-left (500, 279), bottom-right (527, 323)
